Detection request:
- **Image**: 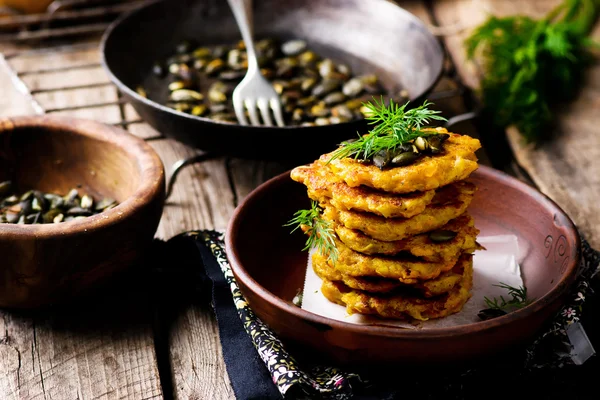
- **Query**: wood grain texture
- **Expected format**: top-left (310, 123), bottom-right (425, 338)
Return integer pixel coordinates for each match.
top-left (431, 0), bottom-right (600, 248)
top-left (0, 45), bottom-right (163, 399)
top-left (431, 0), bottom-right (563, 88)
top-left (0, 268), bottom-right (163, 400)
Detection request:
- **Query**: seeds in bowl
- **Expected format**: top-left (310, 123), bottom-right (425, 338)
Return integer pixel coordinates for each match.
top-left (143, 37), bottom-right (409, 126)
top-left (0, 181), bottom-right (117, 224)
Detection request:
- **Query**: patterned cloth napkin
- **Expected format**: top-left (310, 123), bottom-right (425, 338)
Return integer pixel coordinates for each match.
top-left (162, 230), bottom-right (600, 400)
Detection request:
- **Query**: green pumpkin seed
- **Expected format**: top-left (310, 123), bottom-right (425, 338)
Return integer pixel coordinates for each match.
top-left (323, 91), bottom-right (346, 106)
top-left (312, 79), bottom-right (341, 98)
top-left (391, 152), bottom-right (420, 166)
top-left (428, 230), bottom-right (458, 243)
top-left (373, 150), bottom-right (391, 170)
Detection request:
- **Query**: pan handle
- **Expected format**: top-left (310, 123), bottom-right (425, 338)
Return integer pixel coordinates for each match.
top-left (444, 110), bottom-right (479, 129)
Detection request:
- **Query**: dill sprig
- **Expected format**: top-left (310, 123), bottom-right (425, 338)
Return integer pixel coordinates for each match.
top-left (465, 0), bottom-right (600, 142)
top-left (284, 200), bottom-right (338, 263)
top-left (329, 98), bottom-right (447, 162)
top-left (484, 282), bottom-right (533, 311)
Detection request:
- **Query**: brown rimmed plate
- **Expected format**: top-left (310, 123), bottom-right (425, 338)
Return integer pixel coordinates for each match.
top-left (225, 165), bottom-right (580, 366)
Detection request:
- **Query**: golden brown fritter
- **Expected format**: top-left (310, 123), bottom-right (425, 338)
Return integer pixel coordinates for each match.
top-left (320, 129), bottom-right (481, 194)
top-left (312, 250), bottom-right (464, 297)
top-left (329, 238), bottom-right (460, 283)
top-left (334, 214), bottom-right (480, 262)
top-left (323, 181), bottom-right (476, 241)
top-left (320, 254), bottom-right (473, 321)
top-left (291, 162), bottom-right (435, 218)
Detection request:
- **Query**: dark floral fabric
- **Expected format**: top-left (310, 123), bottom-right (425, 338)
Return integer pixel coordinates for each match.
top-left (184, 230), bottom-right (599, 399)
top-left (184, 230), bottom-right (361, 400)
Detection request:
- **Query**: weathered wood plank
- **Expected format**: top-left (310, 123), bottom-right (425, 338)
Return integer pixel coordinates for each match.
top-left (0, 46), bottom-right (164, 400)
top-left (431, 0), bottom-right (562, 88)
top-left (432, 0), bottom-right (600, 248)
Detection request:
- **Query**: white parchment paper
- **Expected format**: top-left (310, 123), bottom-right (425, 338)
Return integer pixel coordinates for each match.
top-left (301, 235), bottom-right (522, 329)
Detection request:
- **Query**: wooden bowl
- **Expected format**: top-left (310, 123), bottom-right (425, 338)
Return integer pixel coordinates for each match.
top-left (226, 166), bottom-right (581, 366)
top-left (0, 116), bottom-right (165, 308)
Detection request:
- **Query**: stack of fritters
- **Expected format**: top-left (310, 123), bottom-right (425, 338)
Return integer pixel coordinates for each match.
top-left (291, 128), bottom-right (482, 321)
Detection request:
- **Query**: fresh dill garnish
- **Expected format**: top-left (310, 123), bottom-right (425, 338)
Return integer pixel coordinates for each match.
top-left (328, 98), bottom-right (447, 162)
top-left (483, 282), bottom-right (533, 311)
top-left (284, 200), bottom-right (338, 263)
top-left (465, 0), bottom-right (600, 142)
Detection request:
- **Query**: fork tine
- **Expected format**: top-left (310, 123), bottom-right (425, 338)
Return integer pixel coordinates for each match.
top-left (244, 99), bottom-right (261, 126)
top-left (233, 96), bottom-right (249, 126)
top-left (270, 98), bottom-right (285, 127)
top-left (257, 98), bottom-right (273, 127)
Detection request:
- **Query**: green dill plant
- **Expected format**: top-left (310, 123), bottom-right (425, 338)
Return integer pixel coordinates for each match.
top-left (329, 98), bottom-right (447, 162)
top-left (465, 0), bottom-right (600, 142)
top-left (284, 200), bottom-right (338, 263)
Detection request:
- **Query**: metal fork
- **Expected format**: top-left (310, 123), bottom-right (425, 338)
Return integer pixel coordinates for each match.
top-left (227, 0), bottom-right (285, 127)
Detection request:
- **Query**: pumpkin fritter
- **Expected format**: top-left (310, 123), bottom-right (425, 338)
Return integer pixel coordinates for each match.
top-left (312, 251), bottom-right (464, 297)
top-left (334, 214), bottom-right (480, 262)
top-left (328, 238), bottom-right (459, 283)
top-left (290, 162), bottom-right (435, 218)
top-left (323, 181), bottom-right (476, 241)
top-left (321, 129), bottom-right (481, 194)
top-left (320, 254), bottom-right (474, 321)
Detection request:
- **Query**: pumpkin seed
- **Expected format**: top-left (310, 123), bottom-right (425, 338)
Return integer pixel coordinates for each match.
top-left (191, 105), bottom-right (208, 116)
top-left (428, 230), bottom-right (458, 243)
top-left (315, 117), bottom-right (330, 126)
top-left (156, 36), bottom-right (393, 126)
top-left (193, 47), bottom-right (211, 59)
top-left (391, 152), bottom-right (420, 166)
top-left (415, 136), bottom-right (428, 151)
top-left (1, 186), bottom-right (117, 225)
top-left (281, 40), bottom-right (307, 56)
top-left (95, 198), bottom-right (116, 211)
top-left (323, 91), bottom-right (346, 106)
top-left (373, 150), bottom-right (391, 170)
top-left (80, 195), bottom-right (93, 210)
top-left (312, 79), bottom-right (341, 97)
top-left (168, 81), bottom-right (189, 91)
top-left (342, 78), bottom-right (364, 97)
top-left (168, 63), bottom-right (181, 75)
top-left (170, 89), bottom-right (203, 102)
top-left (219, 70), bottom-right (245, 81)
top-left (300, 77), bottom-right (317, 93)
top-left (205, 59), bottom-right (225, 75)
top-left (310, 102), bottom-right (330, 117)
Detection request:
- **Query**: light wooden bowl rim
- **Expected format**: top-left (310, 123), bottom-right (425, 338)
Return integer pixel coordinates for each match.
top-left (0, 115), bottom-right (165, 238)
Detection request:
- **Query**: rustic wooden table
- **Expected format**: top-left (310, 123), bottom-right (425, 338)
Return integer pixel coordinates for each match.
top-left (0, 1), bottom-right (598, 399)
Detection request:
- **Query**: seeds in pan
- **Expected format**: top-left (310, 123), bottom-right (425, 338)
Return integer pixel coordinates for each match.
top-left (144, 37), bottom-right (411, 126)
top-left (0, 181), bottom-right (117, 225)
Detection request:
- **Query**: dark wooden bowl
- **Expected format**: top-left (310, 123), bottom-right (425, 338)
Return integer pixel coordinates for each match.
top-left (226, 166), bottom-right (581, 366)
top-left (101, 0), bottom-right (443, 161)
top-left (0, 116), bottom-right (165, 308)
